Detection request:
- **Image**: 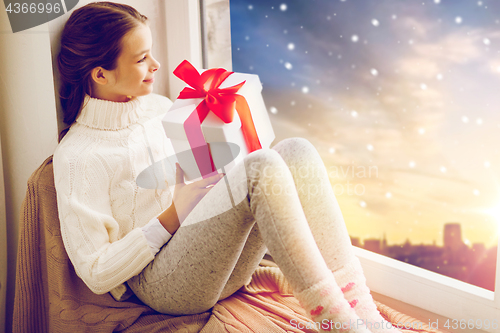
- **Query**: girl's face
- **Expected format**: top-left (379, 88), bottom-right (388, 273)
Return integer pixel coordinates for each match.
top-left (96, 24), bottom-right (160, 102)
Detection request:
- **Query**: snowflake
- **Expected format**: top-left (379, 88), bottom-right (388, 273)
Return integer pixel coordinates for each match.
top-left (483, 38), bottom-right (491, 45)
top-left (455, 17), bottom-right (462, 24)
top-left (351, 35), bottom-right (359, 42)
top-left (280, 3), bottom-right (287, 11)
top-left (284, 62), bottom-right (293, 70)
top-left (371, 19), bottom-right (380, 27)
top-left (302, 86), bottom-right (309, 94)
top-left (269, 106), bottom-right (278, 114)
top-left (287, 43), bottom-right (295, 50)
top-left (370, 68), bottom-right (378, 76)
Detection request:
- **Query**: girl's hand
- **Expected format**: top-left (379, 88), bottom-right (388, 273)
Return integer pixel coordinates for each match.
top-left (172, 162), bottom-right (224, 224)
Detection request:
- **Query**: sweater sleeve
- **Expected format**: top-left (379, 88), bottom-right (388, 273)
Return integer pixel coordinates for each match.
top-left (142, 217), bottom-right (173, 255)
top-left (53, 149), bottom-right (155, 295)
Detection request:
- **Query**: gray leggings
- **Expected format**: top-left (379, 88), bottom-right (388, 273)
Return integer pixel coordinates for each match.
top-left (127, 137), bottom-right (354, 315)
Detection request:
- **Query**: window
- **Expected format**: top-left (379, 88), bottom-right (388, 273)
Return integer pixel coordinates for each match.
top-left (229, 0), bottom-right (500, 328)
top-left (0, 136), bottom-right (7, 333)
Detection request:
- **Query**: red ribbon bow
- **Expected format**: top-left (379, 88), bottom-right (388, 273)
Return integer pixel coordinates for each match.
top-left (173, 60), bottom-right (262, 178)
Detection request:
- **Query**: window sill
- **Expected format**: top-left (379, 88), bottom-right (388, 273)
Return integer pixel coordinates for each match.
top-left (355, 247), bottom-right (500, 333)
top-left (372, 291), bottom-right (489, 333)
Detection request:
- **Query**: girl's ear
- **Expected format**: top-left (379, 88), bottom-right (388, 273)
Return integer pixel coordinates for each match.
top-left (91, 67), bottom-right (108, 85)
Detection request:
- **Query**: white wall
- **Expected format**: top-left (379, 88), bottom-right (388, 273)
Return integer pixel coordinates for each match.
top-left (0, 6), bottom-right (59, 332)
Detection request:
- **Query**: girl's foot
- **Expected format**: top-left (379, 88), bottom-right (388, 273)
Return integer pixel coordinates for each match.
top-left (332, 257), bottom-right (401, 333)
top-left (294, 273), bottom-right (373, 333)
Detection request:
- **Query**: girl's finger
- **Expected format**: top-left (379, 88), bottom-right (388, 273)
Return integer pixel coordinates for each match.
top-left (198, 173), bottom-right (224, 188)
top-left (175, 163), bottom-right (185, 186)
top-left (200, 187), bottom-right (213, 195)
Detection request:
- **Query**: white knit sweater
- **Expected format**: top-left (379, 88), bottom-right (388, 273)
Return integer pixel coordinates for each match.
top-left (53, 93), bottom-right (174, 298)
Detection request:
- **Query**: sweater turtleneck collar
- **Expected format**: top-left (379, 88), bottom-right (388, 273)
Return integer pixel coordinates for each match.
top-left (76, 95), bottom-right (143, 130)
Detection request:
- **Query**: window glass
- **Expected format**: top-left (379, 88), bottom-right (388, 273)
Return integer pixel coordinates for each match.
top-left (231, 0), bottom-right (498, 291)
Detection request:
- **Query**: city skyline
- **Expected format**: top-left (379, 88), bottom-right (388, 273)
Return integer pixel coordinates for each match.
top-left (351, 222), bottom-right (497, 290)
top-left (351, 221), bottom-right (497, 248)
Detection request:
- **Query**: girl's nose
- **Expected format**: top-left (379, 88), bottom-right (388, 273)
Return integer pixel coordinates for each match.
top-left (151, 58), bottom-right (161, 72)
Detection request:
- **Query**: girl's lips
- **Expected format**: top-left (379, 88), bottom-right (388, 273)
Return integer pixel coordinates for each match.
top-left (143, 77), bottom-right (155, 83)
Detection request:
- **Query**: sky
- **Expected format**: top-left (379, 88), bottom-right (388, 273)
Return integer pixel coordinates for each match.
top-left (230, 0), bottom-right (500, 247)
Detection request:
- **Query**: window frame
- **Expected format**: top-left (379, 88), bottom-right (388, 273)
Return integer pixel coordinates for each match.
top-left (164, 1), bottom-right (500, 330)
top-left (163, 0), bottom-right (232, 99)
top-left (0, 134), bottom-right (7, 333)
top-left (163, 0), bottom-right (203, 99)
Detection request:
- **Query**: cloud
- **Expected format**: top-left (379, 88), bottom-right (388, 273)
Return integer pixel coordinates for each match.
top-left (397, 57), bottom-right (441, 79)
top-left (413, 29), bottom-right (482, 64)
top-left (399, 16), bottom-right (433, 39)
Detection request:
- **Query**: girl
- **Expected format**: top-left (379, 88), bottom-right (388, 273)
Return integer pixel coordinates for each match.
top-left (54, 2), bottom-right (399, 333)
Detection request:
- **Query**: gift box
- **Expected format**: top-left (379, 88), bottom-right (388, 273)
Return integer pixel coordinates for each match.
top-left (162, 60), bottom-right (275, 181)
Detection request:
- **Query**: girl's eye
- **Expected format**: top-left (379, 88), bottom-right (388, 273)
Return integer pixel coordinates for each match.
top-left (138, 56), bottom-right (146, 63)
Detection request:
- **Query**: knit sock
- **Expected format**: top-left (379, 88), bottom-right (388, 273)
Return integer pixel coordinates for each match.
top-left (332, 257), bottom-right (401, 333)
top-left (293, 273), bottom-right (372, 333)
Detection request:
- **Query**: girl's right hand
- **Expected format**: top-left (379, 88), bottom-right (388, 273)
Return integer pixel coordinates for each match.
top-left (172, 162), bottom-right (224, 224)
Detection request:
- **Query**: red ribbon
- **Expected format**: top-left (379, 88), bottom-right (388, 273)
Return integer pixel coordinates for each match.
top-left (173, 60), bottom-right (262, 178)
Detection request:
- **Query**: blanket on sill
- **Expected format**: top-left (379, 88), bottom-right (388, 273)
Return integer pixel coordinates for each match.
top-left (13, 156), bottom-right (443, 333)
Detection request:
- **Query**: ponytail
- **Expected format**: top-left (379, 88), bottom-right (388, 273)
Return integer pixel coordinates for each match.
top-left (57, 75), bottom-right (89, 142)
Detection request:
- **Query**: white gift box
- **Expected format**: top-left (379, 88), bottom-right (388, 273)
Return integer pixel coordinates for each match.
top-left (162, 71), bottom-right (275, 181)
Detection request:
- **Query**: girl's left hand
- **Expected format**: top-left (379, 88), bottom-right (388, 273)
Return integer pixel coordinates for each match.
top-left (171, 163), bottom-right (224, 224)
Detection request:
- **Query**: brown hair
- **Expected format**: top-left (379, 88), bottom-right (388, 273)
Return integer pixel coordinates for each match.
top-left (57, 2), bottom-right (147, 142)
